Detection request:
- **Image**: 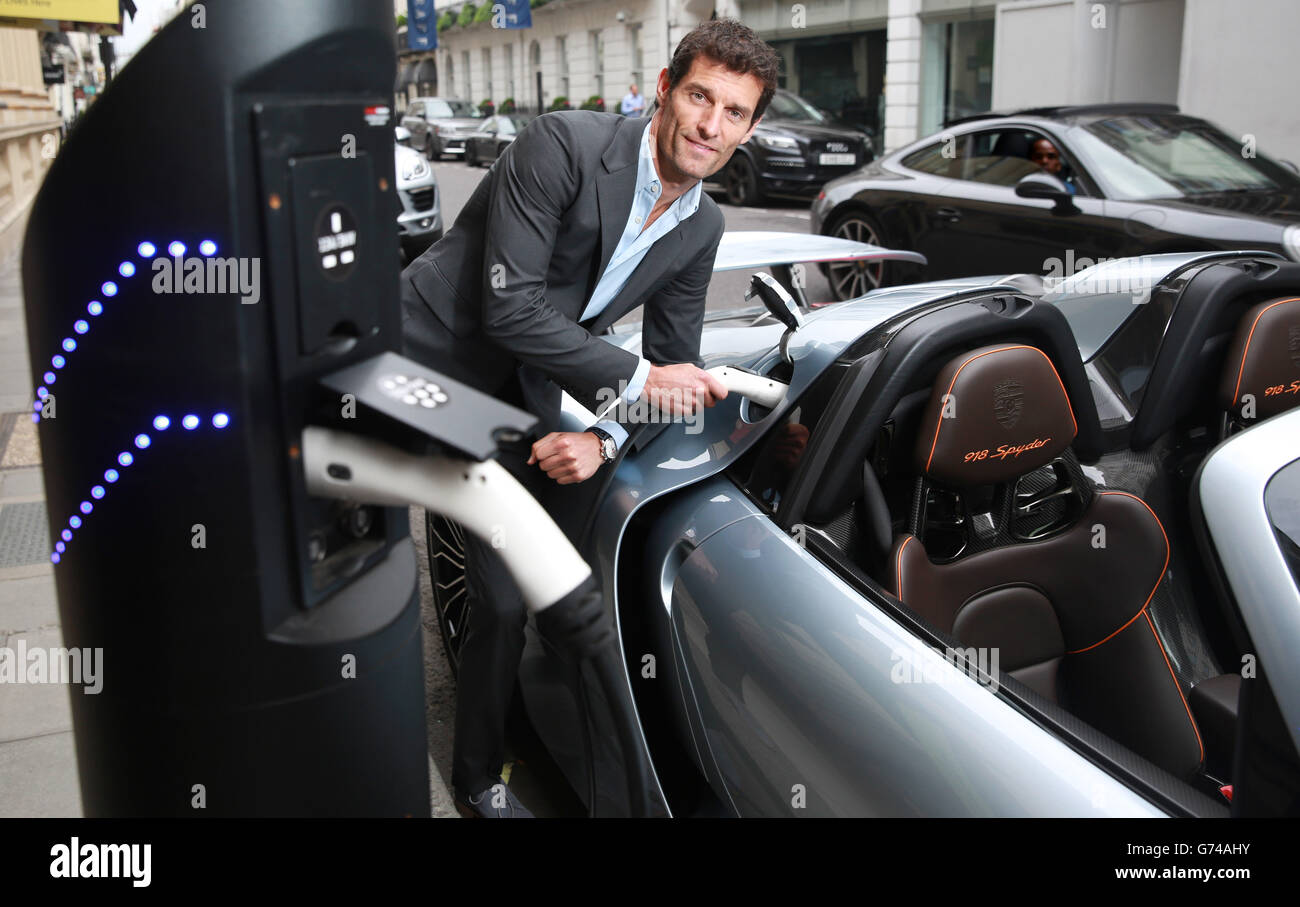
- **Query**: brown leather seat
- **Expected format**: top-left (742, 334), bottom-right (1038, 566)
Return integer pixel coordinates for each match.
top-left (1218, 296), bottom-right (1300, 427)
top-left (889, 343), bottom-right (1205, 780)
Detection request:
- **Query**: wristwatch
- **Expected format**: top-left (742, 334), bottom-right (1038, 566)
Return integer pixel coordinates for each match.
top-left (587, 426), bottom-right (619, 464)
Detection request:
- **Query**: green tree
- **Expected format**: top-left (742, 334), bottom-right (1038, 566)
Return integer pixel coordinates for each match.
top-left (473, 1), bottom-right (493, 23)
top-left (457, 3), bottom-right (476, 27)
top-left (437, 10), bottom-right (455, 31)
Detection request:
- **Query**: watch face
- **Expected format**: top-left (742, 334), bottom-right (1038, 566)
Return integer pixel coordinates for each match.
top-left (602, 437), bottom-right (618, 460)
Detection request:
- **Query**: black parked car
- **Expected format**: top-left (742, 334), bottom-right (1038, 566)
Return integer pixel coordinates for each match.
top-left (811, 104), bottom-right (1300, 300)
top-left (399, 96), bottom-right (483, 161)
top-left (464, 115), bottom-right (531, 167)
top-left (649, 88), bottom-right (872, 207)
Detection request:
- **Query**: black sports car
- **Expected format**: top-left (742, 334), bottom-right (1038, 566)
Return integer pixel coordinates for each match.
top-left (463, 115), bottom-right (531, 168)
top-left (811, 104), bottom-right (1300, 300)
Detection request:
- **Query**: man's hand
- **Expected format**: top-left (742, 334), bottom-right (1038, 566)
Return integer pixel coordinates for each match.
top-left (527, 432), bottom-right (604, 485)
top-left (642, 363), bottom-right (728, 415)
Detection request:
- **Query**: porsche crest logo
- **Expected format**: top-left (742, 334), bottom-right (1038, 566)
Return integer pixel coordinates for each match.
top-left (993, 378), bottom-right (1024, 429)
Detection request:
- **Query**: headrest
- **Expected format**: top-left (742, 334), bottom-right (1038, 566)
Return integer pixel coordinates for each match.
top-left (1218, 297), bottom-right (1300, 422)
top-left (915, 344), bottom-right (1078, 487)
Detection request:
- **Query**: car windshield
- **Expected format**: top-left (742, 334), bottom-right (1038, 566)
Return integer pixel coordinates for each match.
top-left (426, 99), bottom-right (481, 118)
top-left (1070, 115), bottom-right (1296, 200)
top-left (767, 92), bottom-right (827, 124)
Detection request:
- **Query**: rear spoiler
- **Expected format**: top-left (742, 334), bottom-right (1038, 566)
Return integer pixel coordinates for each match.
top-left (713, 230), bottom-right (926, 272)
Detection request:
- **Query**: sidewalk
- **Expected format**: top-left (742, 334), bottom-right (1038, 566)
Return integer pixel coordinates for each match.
top-left (0, 249), bottom-right (456, 817)
top-left (0, 247), bottom-right (81, 817)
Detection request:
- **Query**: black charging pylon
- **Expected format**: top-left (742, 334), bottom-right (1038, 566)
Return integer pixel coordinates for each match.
top-left (22, 0), bottom-right (430, 816)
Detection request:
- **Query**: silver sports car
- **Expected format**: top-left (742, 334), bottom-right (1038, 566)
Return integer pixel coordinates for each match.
top-left (427, 236), bottom-right (1300, 817)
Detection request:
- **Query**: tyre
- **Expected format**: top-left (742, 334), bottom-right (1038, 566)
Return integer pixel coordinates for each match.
top-left (466, 144), bottom-right (478, 168)
top-left (825, 210), bottom-right (892, 300)
top-left (724, 154), bottom-right (764, 207)
top-left (425, 513), bottom-right (470, 677)
top-left (423, 134), bottom-right (436, 161)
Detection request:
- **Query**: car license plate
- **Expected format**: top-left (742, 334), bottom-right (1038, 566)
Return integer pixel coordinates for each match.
top-left (819, 152), bottom-right (855, 166)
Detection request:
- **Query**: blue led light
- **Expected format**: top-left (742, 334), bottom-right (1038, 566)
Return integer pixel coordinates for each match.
top-left (88, 301), bottom-right (102, 316)
top-left (134, 433), bottom-right (151, 449)
top-left (212, 412), bottom-right (230, 429)
top-left (119, 261), bottom-right (136, 278)
top-left (91, 485), bottom-right (105, 499)
top-left (199, 240), bottom-right (217, 256)
top-left (138, 241), bottom-right (156, 257)
top-left (69, 516), bottom-right (82, 528)
top-left (55, 542), bottom-right (65, 553)
top-left (102, 282), bottom-right (117, 297)
top-left (51, 552), bottom-right (60, 564)
top-left (30, 413), bottom-right (39, 424)
top-left (43, 372), bottom-right (55, 384)
top-left (182, 414), bottom-right (199, 430)
top-left (168, 241), bottom-right (186, 257)
top-left (33, 401), bottom-right (41, 411)
top-left (104, 468), bottom-right (119, 483)
top-left (79, 501), bottom-right (93, 514)
top-left (153, 415), bottom-right (170, 431)
top-left (52, 355), bottom-right (66, 368)
top-left (74, 320), bottom-right (89, 334)
top-left (36, 387), bottom-right (47, 398)
top-left (117, 452), bottom-right (133, 467)
top-left (61, 529), bottom-right (72, 542)
top-left (62, 338), bottom-right (76, 352)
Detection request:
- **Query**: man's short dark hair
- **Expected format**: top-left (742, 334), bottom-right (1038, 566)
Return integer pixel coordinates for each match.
top-left (666, 18), bottom-right (781, 122)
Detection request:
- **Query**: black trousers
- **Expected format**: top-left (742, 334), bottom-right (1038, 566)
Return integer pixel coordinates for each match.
top-left (449, 372), bottom-right (540, 795)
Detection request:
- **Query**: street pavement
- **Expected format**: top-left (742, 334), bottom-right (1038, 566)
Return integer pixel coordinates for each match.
top-left (0, 155), bottom-right (824, 817)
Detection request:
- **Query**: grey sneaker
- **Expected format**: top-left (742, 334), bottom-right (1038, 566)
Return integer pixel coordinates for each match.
top-left (455, 781), bottom-right (535, 819)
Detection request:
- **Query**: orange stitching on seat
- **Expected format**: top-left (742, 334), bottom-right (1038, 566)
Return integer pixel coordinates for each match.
top-left (1068, 491), bottom-right (1170, 654)
top-left (894, 535), bottom-right (914, 600)
top-left (924, 346), bottom-right (1079, 474)
top-left (1143, 610), bottom-right (1205, 767)
top-left (1231, 297), bottom-right (1300, 405)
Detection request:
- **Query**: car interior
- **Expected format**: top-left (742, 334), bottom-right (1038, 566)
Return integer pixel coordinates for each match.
top-left (737, 269), bottom-right (1300, 815)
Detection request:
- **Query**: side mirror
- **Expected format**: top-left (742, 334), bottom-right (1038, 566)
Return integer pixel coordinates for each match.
top-left (394, 126), bottom-right (411, 144)
top-left (1015, 172), bottom-right (1079, 215)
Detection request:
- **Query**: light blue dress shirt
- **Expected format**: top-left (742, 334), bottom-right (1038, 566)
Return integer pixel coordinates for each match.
top-left (583, 119), bottom-right (702, 447)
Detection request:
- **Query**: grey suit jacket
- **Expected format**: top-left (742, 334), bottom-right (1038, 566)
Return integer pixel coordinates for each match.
top-left (399, 110), bottom-right (725, 436)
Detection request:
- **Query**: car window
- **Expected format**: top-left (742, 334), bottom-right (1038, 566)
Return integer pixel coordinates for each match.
top-left (901, 140), bottom-right (965, 179)
top-left (483, 119), bottom-right (497, 134)
top-left (407, 102), bottom-right (422, 118)
top-left (766, 91), bottom-right (827, 124)
top-left (426, 99), bottom-right (481, 118)
top-left (963, 129), bottom-right (1065, 187)
top-left (499, 118), bottom-right (518, 136)
top-left (1072, 115), bottom-right (1298, 200)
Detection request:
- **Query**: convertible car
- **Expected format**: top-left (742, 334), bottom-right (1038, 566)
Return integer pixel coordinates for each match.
top-left (425, 235), bottom-right (1300, 817)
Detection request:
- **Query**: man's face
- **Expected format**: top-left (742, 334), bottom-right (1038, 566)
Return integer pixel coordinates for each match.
top-left (652, 56), bottom-right (764, 184)
top-left (1030, 138), bottom-right (1062, 175)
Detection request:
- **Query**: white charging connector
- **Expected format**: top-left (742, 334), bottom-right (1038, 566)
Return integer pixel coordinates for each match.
top-left (300, 426), bottom-right (591, 614)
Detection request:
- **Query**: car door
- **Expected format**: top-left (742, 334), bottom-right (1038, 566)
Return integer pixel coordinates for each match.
top-left (653, 368), bottom-right (1166, 816)
top-left (922, 126), bottom-right (1127, 279)
top-left (1193, 408), bottom-right (1300, 816)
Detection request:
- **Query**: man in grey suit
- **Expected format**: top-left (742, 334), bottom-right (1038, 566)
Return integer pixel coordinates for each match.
top-left (400, 19), bottom-right (780, 817)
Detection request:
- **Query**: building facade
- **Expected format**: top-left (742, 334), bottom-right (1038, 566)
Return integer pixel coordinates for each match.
top-left (407, 0), bottom-right (1298, 161)
top-left (0, 27), bottom-right (62, 262)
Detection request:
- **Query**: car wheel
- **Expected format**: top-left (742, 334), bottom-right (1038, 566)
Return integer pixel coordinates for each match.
top-left (825, 210), bottom-right (891, 300)
top-left (423, 135), bottom-right (436, 161)
top-left (725, 154), bottom-right (763, 207)
top-left (425, 514), bottom-right (470, 677)
top-left (466, 144), bottom-right (478, 167)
